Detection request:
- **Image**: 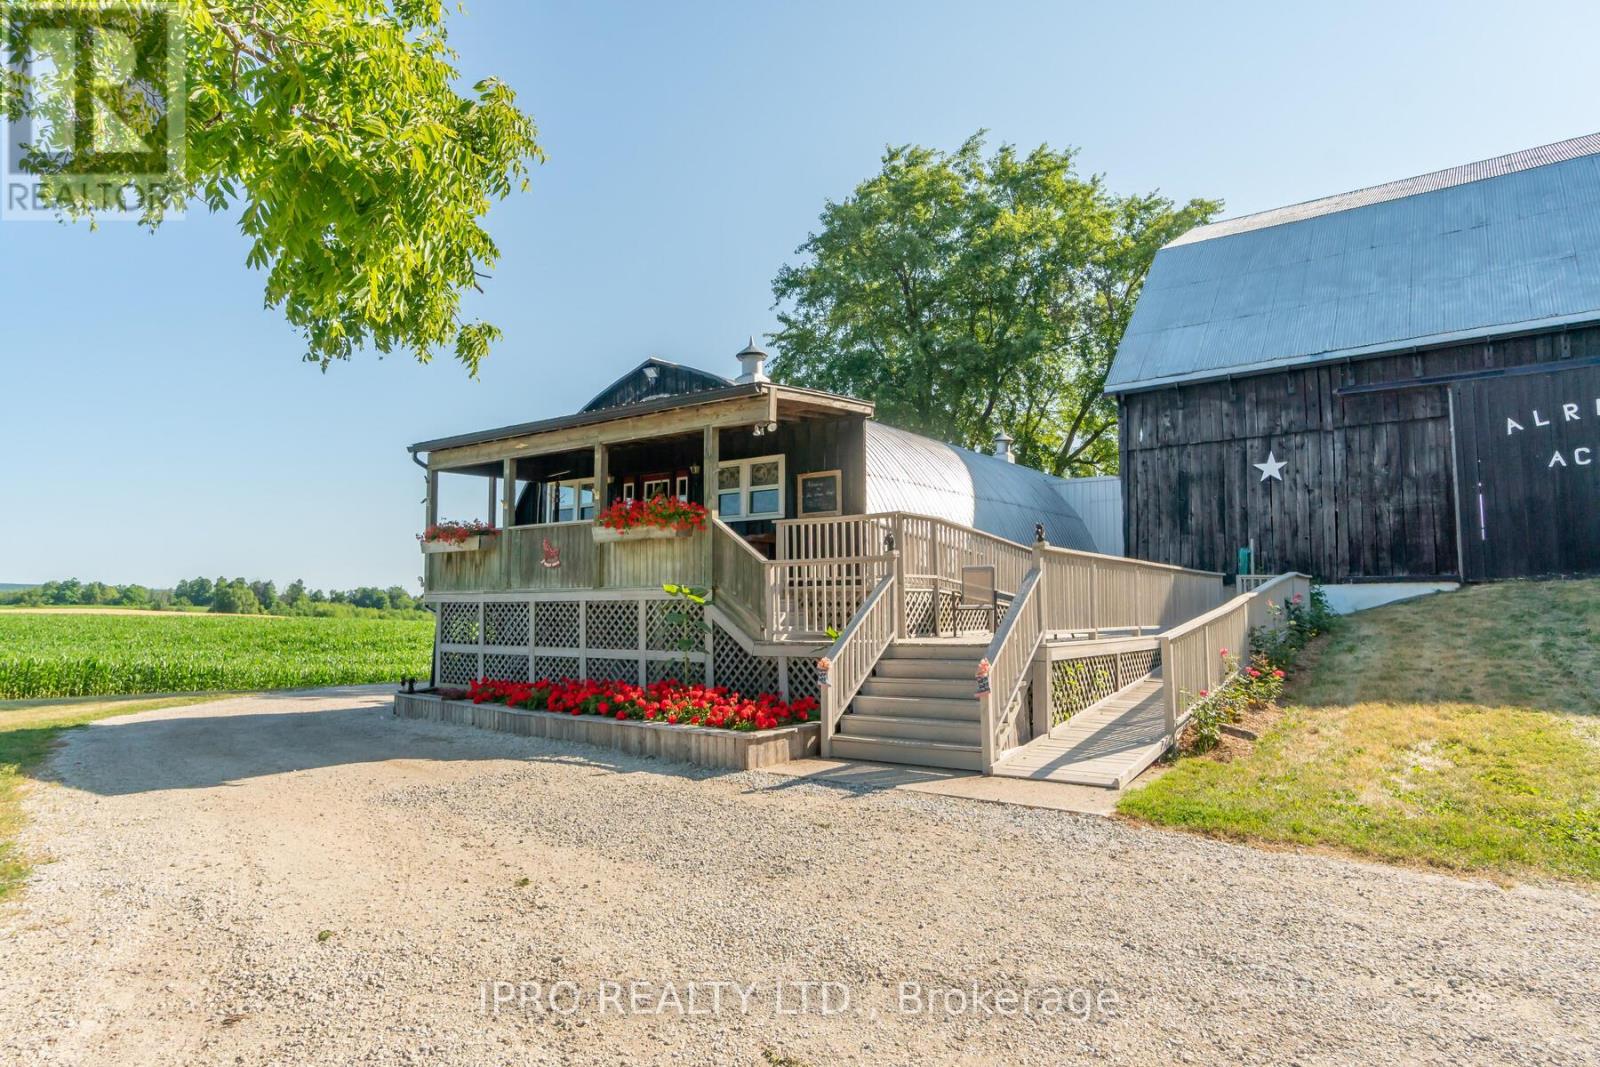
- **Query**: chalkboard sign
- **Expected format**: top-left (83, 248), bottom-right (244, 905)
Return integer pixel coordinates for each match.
top-left (797, 470), bottom-right (841, 516)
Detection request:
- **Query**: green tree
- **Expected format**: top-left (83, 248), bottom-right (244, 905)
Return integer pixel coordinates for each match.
top-left (175, 576), bottom-right (214, 606)
top-left (117, 584), bottom-right (152, 608)
top-left (1, 1), bottom-right (542, 374)
top-left (249, 579), bottom-right (278, 612)
top-left (770, 133), bottom-right (1219, 475)
top-left (210, 579), bottom-right (261, 615)
top-left (283, 578), bottom-right (308, 607)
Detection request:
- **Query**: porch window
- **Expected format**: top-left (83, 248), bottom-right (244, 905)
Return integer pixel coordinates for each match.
top-left (716, 455), bottom-right (785, 520)
top-left (642, 476), bottom-right (673, 500)
top-left (548, 479), bottom-right (596, 523)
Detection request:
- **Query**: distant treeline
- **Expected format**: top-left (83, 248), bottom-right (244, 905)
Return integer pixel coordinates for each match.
top-left (2, 577), bottom-right (428, 617)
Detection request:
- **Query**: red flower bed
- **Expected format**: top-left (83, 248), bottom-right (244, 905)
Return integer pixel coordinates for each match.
top-left (596, 496), bottom-right (707, 533)
top-left (419, 519), bottom-right (500, 545)
top-left (464, 676), bottom-right (816, 732)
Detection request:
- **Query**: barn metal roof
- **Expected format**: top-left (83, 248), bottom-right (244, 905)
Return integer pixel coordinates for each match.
top-left (862, 422), bottom-right (1098, 552)
top-left (1107, 132), bottom-right (1600, 393)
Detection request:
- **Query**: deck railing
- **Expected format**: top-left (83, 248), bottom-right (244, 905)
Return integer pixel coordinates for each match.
top-left (777, 513), bottom-right (896, 563)
top-left (765, 555), bottom-right (895, 639)
top-left (1040, 547), bottom-right (1224, 635)
top-left (1158, 572), bottom-right (1312, 745)
top-left (712, 518), bottom-right (773, 637)
top-left (817, 573), bottom-right (899, 757)
top-left (976, 562), bottom-right (1046, 769)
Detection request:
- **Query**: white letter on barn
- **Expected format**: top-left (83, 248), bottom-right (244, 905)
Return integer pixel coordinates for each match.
top-left (1549, 450), bottom-right (1568, 468)
top-left (1506, 417), bottom-right (1525, 435)
top-left (1577, 448), bottom-right (1593, 466)
top-left (1565, 403), bottom-right (1581, 421)
top-left (1534, 409), bottom-right (1551, 427)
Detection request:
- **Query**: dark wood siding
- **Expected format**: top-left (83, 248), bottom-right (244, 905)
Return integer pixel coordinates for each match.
top-left (719, 415), bottom-right (867, 536)
top-left (1119, 325), bottom-right (1600, 580)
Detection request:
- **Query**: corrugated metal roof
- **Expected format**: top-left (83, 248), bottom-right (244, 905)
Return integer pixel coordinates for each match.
top-left (862, 422), bottom-right (1100, 552)
top-left (1107, 132), bottom-right (1600, 393)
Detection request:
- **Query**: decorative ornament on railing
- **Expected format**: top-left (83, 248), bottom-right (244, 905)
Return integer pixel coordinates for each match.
top-left (1034, 522), bottom-right (1045, 544)
top-left (540, 539), bottom-right (563, 568)
top-left (884, 531), bottom-right (895, 552)
top-left (816, 656), bottom-right (831, 688)
top-left (975, 657), bottom-right (991, 695)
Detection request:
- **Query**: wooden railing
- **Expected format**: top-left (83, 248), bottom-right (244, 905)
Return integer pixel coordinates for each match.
top-left (765, 555), bottom-right (895, 640)
top-left (1238, 574), bottom-right (1275, 593)
top-left (1040, 547), bottom-right (1224, 636)
top-left (977, 563), bottom-right (1046, 769)
top-left (897, 514), bottom-right (1034, 597)
top-left (712, 518), bottom-right (773, 638)
top-left (777, 513), bottom-right (895, 562)
top-left (424, 523), bottom-right (598, 594)
top-left (817, 573), bottom-right (899, 757)
top-left (1158, 572), bottom-right (1311, 744)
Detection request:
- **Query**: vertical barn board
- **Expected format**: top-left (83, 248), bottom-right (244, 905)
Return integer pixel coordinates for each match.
top-left (1452, 362), bottom-right (1600, 578)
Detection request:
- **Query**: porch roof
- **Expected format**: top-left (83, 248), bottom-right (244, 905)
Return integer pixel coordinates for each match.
top-left (408, 383), bottom-right (873, 462)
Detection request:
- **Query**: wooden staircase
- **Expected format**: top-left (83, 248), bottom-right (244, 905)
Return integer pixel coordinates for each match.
top-left (826, 641), bottom-right (986, 771)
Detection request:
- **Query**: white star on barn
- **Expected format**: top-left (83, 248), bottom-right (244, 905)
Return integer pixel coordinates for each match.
top-left (1254, 451), bottom-right (1286, 482)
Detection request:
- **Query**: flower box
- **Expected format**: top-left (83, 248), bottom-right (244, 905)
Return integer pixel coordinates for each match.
top-left (421, 536), bottom-right (489, 554)
top-left (592, 525), bottom-right (694, 544)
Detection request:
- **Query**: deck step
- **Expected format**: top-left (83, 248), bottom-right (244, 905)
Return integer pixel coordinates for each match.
top-left (849, 694), bottom-right (980, 721)
top-left (838, 713), bottom-right (978, 745)
top-left (881, 642), bottom-right (988, 661)
top-left (872, 658), bottom-right (978, 681)
top-left (826, 734), bottom-right (983, 772)
top-left (857, 676), bottom-right (975, 700)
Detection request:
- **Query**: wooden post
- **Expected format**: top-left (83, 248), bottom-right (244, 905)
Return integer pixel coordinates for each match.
top-left (891, 548), bottom-right (907, 638)
top-left (502, 458), bottom-right (516, 529)
top-left (593, 443), bottom-right (608, 587)
top-left (1159, 633), bottom-right (1178, 744)
top-left (702, 423), bottom-right (719, 599)
top-left (487, 474), bottom-right (498, 528)
top-left (1088, 558), bottom-right (1099, 639)
top-left (1030, 650), bottom-right (1052, 740)
top-left (425, 468), bottom-right (439, 528)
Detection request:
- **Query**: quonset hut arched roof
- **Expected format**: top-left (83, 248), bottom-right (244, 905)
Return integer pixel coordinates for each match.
top-left (862, 422), bottom-right (1097, 551)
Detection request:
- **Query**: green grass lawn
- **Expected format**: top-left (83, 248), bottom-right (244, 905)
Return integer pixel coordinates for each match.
top-left (1119, 579), bottom-right (1600, 884)
top-left (0, 694), bottom-right (228, 900)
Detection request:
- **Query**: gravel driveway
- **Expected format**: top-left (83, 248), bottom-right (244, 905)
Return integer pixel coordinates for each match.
top-left (1, 687), bottom-right (1596, 1066)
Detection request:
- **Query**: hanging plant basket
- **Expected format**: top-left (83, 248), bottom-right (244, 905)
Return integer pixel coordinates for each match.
top-left (592, 525), bottom-right (694, 544)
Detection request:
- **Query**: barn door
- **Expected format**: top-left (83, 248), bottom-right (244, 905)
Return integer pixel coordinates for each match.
top-left (1451, 362), bottom-right (1600, 580)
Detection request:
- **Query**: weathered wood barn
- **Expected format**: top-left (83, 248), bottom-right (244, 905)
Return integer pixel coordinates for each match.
top-left (1109, 132), bottom-right (1600, 583)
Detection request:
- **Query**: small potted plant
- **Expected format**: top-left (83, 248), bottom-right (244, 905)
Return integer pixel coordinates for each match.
top-left (418, 519), bottom-right (500, 553)
top-left (593, 496), bottom-right (709, 542)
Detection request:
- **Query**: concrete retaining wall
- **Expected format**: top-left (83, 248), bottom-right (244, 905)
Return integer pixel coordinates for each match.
top-left (393, 692), bottom-right (819, 771)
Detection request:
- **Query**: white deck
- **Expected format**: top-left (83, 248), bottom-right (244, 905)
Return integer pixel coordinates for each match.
top-left (990, 677), bottom-right (1170, 789)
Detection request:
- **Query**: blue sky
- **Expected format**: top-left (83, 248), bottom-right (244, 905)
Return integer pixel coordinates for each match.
top-left (4, 0), bottom-right (1600, 590)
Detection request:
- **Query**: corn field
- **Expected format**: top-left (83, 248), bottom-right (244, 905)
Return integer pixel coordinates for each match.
top-left (0, 613), bottom-right (433, 699)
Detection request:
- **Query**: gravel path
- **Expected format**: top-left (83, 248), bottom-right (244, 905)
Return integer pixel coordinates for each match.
top-left (1, 687), bottom-right (1596, 1066)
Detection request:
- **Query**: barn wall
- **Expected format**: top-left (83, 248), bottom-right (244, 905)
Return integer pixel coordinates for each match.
top-left (1119, 325), bottom-right (1600, 580)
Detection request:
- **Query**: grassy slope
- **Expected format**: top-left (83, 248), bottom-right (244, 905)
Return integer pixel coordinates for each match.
top-left (0, 694), bottom-right (226, 900)
top-left (1119, 579), bottom-right (1600, 883)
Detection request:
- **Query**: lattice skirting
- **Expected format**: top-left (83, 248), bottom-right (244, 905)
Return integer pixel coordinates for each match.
top-left (1049, 647), bottom-right (1162, 726)
top-left (903, 586), bottom-right (995, 638)
top-left (430, 594), bottom-right (809, 700)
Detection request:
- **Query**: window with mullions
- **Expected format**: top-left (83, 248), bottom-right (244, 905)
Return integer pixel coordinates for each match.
top-left (716, 456), bottom-right (785, 520)
top-left (548, 479), bottom-right (596, 522)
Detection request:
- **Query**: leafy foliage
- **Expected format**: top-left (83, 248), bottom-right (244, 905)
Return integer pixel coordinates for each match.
top-left (1, 0), bottom-right (542, 374)
top-left (771, 133), bottom-right (1219, 474)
